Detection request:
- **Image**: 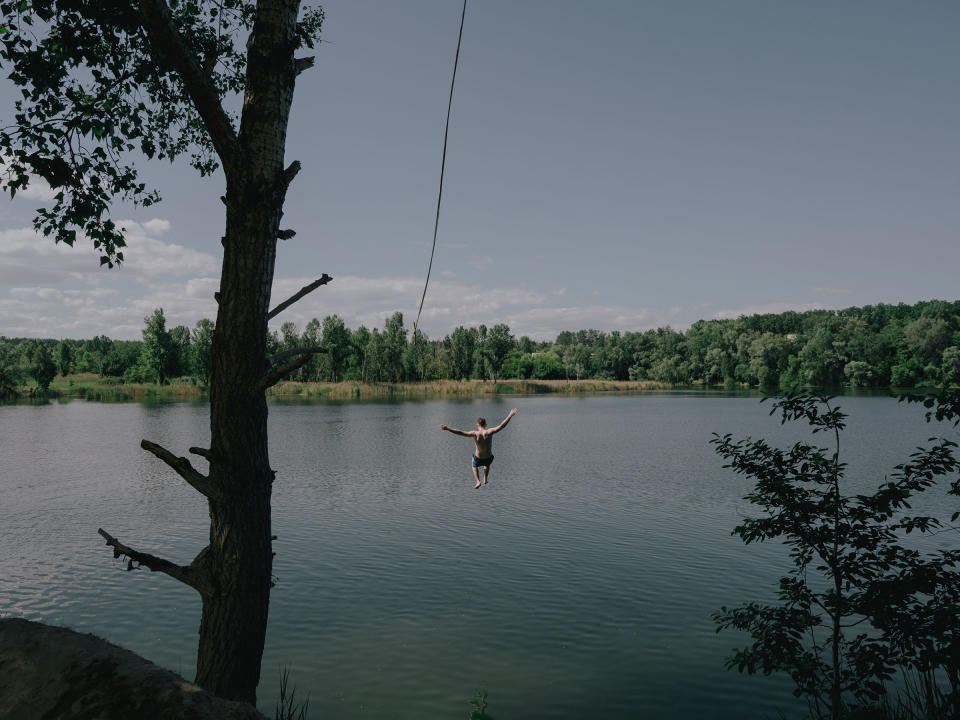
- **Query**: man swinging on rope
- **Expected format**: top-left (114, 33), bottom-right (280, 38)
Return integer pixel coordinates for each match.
top-left (439, 408), bottom-right (518, 489)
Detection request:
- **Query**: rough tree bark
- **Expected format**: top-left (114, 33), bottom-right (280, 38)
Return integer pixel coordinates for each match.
top-left (94, 0), bottom-right (327, 704)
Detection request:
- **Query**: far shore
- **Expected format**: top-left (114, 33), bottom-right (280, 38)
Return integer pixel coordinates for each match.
top-left (264, 378), bottom-right (672, 400)
top-left (10, 375), bottom-right (934, 403)
top-left (10, 374), bottom-right (672, 402)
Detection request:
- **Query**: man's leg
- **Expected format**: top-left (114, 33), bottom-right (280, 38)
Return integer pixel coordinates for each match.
top-left (472, 465), bottom-right (481, 489)
top-left (482, 464), bottom-right (490, 484)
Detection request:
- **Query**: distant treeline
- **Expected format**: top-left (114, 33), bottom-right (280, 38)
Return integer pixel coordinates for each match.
top-left (3, 299), bottom-right (959, 396)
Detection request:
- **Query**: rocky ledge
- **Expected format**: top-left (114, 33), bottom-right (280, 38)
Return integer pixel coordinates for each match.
top-left (0, 618), bottom-right (267, 720)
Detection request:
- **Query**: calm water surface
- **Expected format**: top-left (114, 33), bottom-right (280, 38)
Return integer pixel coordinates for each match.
top-left (1, 393), bottom-right (953, 719)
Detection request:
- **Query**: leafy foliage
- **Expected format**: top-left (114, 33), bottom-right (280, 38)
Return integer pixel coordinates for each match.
top-left (137, 307), bottom-right (173, 383)
top-left (54, 338), bottom-right (72, 376)
top-left (0, 338), bottom-right (22, 396)
top-left (190, 317), bottom-right (214, 385)
top-left (24, 337), bottom-right (56, 391)
top-left (3, 297), bottom-right (959, 389)
top-left (713, 395), bottom-right (960, 718)
top-left (0, 0), bottom-right (256, 264)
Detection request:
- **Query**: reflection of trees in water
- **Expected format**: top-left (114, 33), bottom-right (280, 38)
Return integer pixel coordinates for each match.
top-left (467, 690), bottom-right (494, 720)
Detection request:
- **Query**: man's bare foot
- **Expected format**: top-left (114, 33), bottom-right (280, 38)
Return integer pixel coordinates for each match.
top-left (482, 479), bottom-right (488, 485)
top-left (474, 481), bottom-right (481, 489)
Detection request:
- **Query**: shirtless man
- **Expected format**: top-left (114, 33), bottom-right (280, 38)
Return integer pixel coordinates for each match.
top-left (439, 408), bottom-right (518, 489)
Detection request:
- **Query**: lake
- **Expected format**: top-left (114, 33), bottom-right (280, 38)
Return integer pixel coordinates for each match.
top-left (1, 392), bottom-right (954, 719)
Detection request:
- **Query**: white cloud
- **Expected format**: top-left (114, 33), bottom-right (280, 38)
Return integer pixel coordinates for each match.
top-left (116, 220), bottom-right (220, 277)
top-left (9, 287), bottom-right (64, 303)
top-left (141, 218), bottom-right (172, 236)
top-left (1, 155), bottom-right (57, 202)
top-left (0, 218), bottom-right (869, 342)
top-left (0, 218), bottom-right (222, 337)
top-left (264, 274), bottom-right (557, 336)
top-left (0, 278), bottom-right (221, 338)
top-left (260, 275), bottom-right (710, 341)
top-left (0, 226), bottom-right (100, 284)
top-left (0, 220), bottom-right (220, 284)
top-left (18, 180), bottom-right (57, 202)
top-left (185, 277), bottom-right (220, 299)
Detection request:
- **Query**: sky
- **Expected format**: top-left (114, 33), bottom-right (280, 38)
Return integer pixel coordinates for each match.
top-left (1, 0), bottom-right (958, 341)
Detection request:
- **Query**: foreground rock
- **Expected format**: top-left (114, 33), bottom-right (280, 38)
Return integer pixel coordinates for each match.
top-left (0, 618), bottom-right (267, 720)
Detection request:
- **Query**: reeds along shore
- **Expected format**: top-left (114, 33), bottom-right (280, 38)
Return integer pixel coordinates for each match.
top-left (23, 375), bottom-right (669, 402)
top-left (264, 378), bottom-right (670, 399)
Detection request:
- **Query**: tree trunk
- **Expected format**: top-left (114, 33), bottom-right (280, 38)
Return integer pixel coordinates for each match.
top-left (196, 0), bottom-right (301, 703)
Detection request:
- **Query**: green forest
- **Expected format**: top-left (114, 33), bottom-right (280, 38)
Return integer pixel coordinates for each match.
top-left (3, 298), bottom-right (960, 396)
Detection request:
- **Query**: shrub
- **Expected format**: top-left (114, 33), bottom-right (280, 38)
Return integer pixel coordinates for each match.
top-left (713, 394), bottom-right (960, 719)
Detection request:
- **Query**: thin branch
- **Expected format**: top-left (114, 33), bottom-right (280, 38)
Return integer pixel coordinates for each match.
top-left (267, 345), bottom-right (327, 364)
top-left (257, 349), bottom-right (327, 393)
top-left (141, 439), bottom-right (220, 499)
top-left (281, 160), bottom-right (301, 189)
top-left (277, 229), bottom-right (296, 240)
top-left (98, 528), bottom-right (212, 596)
top-left (294, 56), bottom-right (315, 76)
top-left (267, 274), bottom-right (333, 320)
top-left (136, 0), bottom-right (240, 172)
top-left (189, 446), bottom-right (213, 461)
top-left (839, 616), bottom-right (871, 629)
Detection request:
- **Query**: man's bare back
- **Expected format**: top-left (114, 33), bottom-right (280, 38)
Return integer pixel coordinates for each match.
top-left (439, 408), bottom-right (518, 489)
top-left (473, 429), bottom-right (493, 459)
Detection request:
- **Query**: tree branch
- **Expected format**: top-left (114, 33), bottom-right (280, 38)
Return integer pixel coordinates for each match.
top-left (294, 57), bottom-right (315, 76)
top-left (281, 160), bottom-right (301, 189)
top-left (267, 346), bottom-right (328, 365)
top-left (277, 229), bottom-right (296, 240)
top-left (141, 439), bottom-right (220, 499)
top-left (98, 528), bottom-right (213, 596)
top-left (189, 446), bottom-right (213, 461)
top-left (257, 348), bottom-right (327, 392)
top-left (136, 0), bottom-right (240, 172)
top-left (267, 274), bottom-right (333, 320)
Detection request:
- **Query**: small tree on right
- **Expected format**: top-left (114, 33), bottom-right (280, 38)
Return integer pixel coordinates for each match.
top-left (712, 394), bottom-right (960, 719)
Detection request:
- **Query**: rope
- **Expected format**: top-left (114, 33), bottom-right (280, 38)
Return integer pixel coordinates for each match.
top-left (413, 0), bottom-right (467, 336)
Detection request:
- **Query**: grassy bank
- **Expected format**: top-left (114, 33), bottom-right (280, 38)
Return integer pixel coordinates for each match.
top-left (11, 375), bottom-right (670, 401)
top-left (44, 374), bottom-right (203, 401)
top-left (264, 378), bottom-right (670, 400)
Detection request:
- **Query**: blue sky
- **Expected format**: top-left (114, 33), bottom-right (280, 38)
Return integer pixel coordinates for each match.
top-left (1, 0), bottom-right (958, 340)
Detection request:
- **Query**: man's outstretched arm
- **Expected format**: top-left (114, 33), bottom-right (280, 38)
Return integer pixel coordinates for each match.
top-left (488, 408), bottom-right (518, 434)
top-left (439, 424), bottom-right (474, 437)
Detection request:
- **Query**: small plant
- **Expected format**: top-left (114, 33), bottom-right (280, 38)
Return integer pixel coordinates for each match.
top-left (467, 689), bottom-right (494, 720)
top-left (275, 666), bottom-right (309, 720)
top-left (713, 394), bottom-right (960, 719)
